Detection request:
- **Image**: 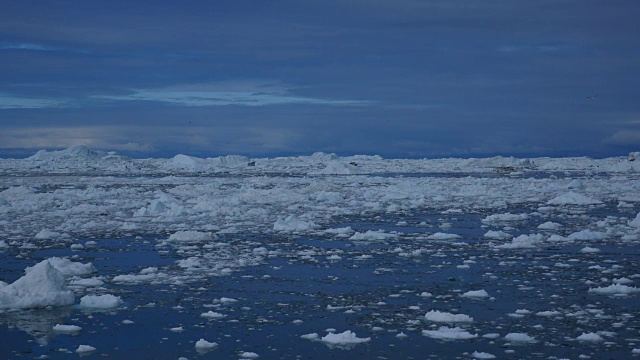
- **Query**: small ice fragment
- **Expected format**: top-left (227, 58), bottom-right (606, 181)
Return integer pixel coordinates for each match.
top-left (472, 351), bottom-right (496, 359)
top-left (79, 294), bottom-right (123, 309)
top-left (576, 332), bottom-right (604, 342)
top-left (504, 332), bottom-right (536, 343)
top-left (200, 311), bottom-right (226, 319)
top-left (240, 352), bottom-right (259, 359)
top-left (461, 290), bottom-right (489, 298)
top-left (76, 345), bottom-right (96, 353)
top-left (424, 310), bottom-right (473, 323)
top-left (195, 339), bottom-right (217, 349)
top-left (320, 330), bottom-right (370, 345)
top-left (52, 324), bottom-right (82, 332)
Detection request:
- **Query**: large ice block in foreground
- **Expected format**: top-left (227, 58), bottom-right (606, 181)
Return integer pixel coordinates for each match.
top-left (0, 259), bottom-right (75, 309)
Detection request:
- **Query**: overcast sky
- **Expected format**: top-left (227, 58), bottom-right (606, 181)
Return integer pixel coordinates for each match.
top-left (1, 0), bottom-right (639, 158)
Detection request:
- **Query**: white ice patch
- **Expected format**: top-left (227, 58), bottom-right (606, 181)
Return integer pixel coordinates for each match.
top-left (461, 289), bottom-right (489, 298)
top-left (503, 332), bottom-right (537, 343)
top-left (349, 230), bottom-right (398, 241)
top-left (421, 326), bottom-right (478, 340)
top-left (319, 330), bottom-right (370, 346)
top-left (273, 215), bottom-right (318, 232)
top-left (588, 284), bottom-right (640, 295)
top-left (33, 257), bottom-right (96, 277)
top-left (482, 213), bottom-right (529, 223)
top-left (312, 161), bottom-right (363, 175)
top-left (79, 294), bottom-right (123, 309)
top-left (629, 212), bottom-right (640, 228)
top-left (75, 345), bottom-right (96, 354)
top-left (547, 191), bottom-right (602, 205)
top-left (483, 230), bottom-right (512, 240)
top-left (167, 230), bottom-right (215, 242)
top-left (537, 221), bottom-right (562, 230)
top-left (424, 310), bottom-right (473, 323)
top-left (0, 259), bottom-right (75, 309)
top-left (495, 234), bottom-right (545, 249)
top-left (576, 332), bottom-right (604, 342)
top-left (567, 230), bottom-right (607, 241)
top-left (195, 338), bottom-right (218, 349)
top-left (427, 232), bottom-right (461, 240)
top-left (53, 324), bottom-right (82, 333)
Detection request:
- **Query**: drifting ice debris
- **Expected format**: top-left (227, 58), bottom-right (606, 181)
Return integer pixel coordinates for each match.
top-left (28, 145), bottom-right (109, 161)
top-left (629, 212), bottom-right (640, 228)
top-left (422, 326), bottom-right (478, 340)
top-left (79, 294), bottom-right (123, 309)
top-left (320, 330), bottom-right (371, 346)
top-left (424, 310), bottom-right (473, 323)
top-left (503, 332), bottom-right (537, 343)
top-left (75, 345), bottom-right (96, 354)
top-left (195, 338), bottom-right (218, 349)
top-left (312, 161), bottom-right (364, 175)
top-left (546, 191), bottom-right (602, 205)
top-left (588, 283), bottom-right (640, 295)
top-left (0, 259), bottom-right (75, 309)
top-left (273, 215), bottom-right (318, 232)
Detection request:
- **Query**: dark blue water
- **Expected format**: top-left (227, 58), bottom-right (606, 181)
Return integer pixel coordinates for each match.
top-left (1, 208), bottom-right (639, 359)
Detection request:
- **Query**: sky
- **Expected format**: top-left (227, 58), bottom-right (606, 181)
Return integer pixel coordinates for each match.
top-left (1, 0), bottom-right (639, 159)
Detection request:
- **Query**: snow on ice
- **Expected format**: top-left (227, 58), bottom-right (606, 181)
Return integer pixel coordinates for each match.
top-left (1, 145), bottom-right (639, 359)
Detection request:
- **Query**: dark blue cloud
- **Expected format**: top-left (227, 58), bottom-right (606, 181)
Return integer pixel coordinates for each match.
top-left (0, 0), bottom-right (639, 158)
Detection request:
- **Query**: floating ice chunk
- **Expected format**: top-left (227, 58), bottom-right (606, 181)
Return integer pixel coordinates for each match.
top-left (273, 215), bottom-right (318, 232)
top-left (547, 192), bottom-right (602, 205)
top-left (424, 310), bottom-right (473, 323)
top-left (0, 259), bottom-right (75, 309)
top-left (567, 179), bottom-right (584, 189)
top-left (349, 230), bottom-right (397, 241)
top-left (167, 230), bottom-right (215, 242)
top-left (201, 311), bottom-right (227, 319)
top-left (537, 221), bottom-right (562, 230)
top-left (35, 229), bottom-right (62, 239)
top-left (503, 332), bottom-right (536, 343)
top-left (576, 332), bottom-right (604, 342)
top-left (419, 292), bottom-right (433, 297)
top-left (76, 345), bottom-right (96, 353)
top-left (535, 310), bottom-right (561, 317)
top-left (170, 326), bottom-right (184, 332)
top-left (421, 326), bottom-right (478, 340)
top-left (313, 161), bottom-right (363, 175)
top-left (80, 294), bottom-right (123, 309)
top-left (195, 339), bottom-right (218, 349)
top-left (219, 297), bottom-right (238, 304)
top-left (324, 227), bottom-right (354, 236)
top-left (581, 246), bottom-right (600, 253)
top-left (613, 277), bottom-right (633, 284)
top-left (483, 230), bottom-right (512, 240)
top-left (629, 212), bottom-right (640, 228)
top-left (427, 232), bottom-right (461, 240)
top-left (472, 351), bottom-right (497, 359)
top-left (315, 191), bottom-right (343, 203)
top-left (588, 284), bottom-right (640, 295)
top-left (495, 234), bottom-right (545, 249)
top-left (568, 230), bottom-right (607, 241)
top-left (301, 333), bottom-right (319, 340)
top-left (240, 352), bottom-right (259, 359)
top-left (33, 257), bottom-right (96, 277)
top-left (461, 289), bottom-right (489, 298)
top-left (482, 213), bottom-right (529, 223)
top-left (52, 324), bottom-right (82, 333)
top-left (320, 330), bottom-right (370, 345)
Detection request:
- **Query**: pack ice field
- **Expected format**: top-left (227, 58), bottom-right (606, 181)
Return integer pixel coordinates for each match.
top-left (1, 146), bottom-right (639, 359)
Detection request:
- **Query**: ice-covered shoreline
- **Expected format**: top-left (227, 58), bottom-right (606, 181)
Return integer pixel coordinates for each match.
top-left (1, 146), bottom-right (639, 358)
top-left (1, 145), bottom-right (639, 176)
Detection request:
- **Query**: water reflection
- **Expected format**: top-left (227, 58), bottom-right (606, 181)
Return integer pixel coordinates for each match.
top-left (0, 305), bottom-right (73, 346)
